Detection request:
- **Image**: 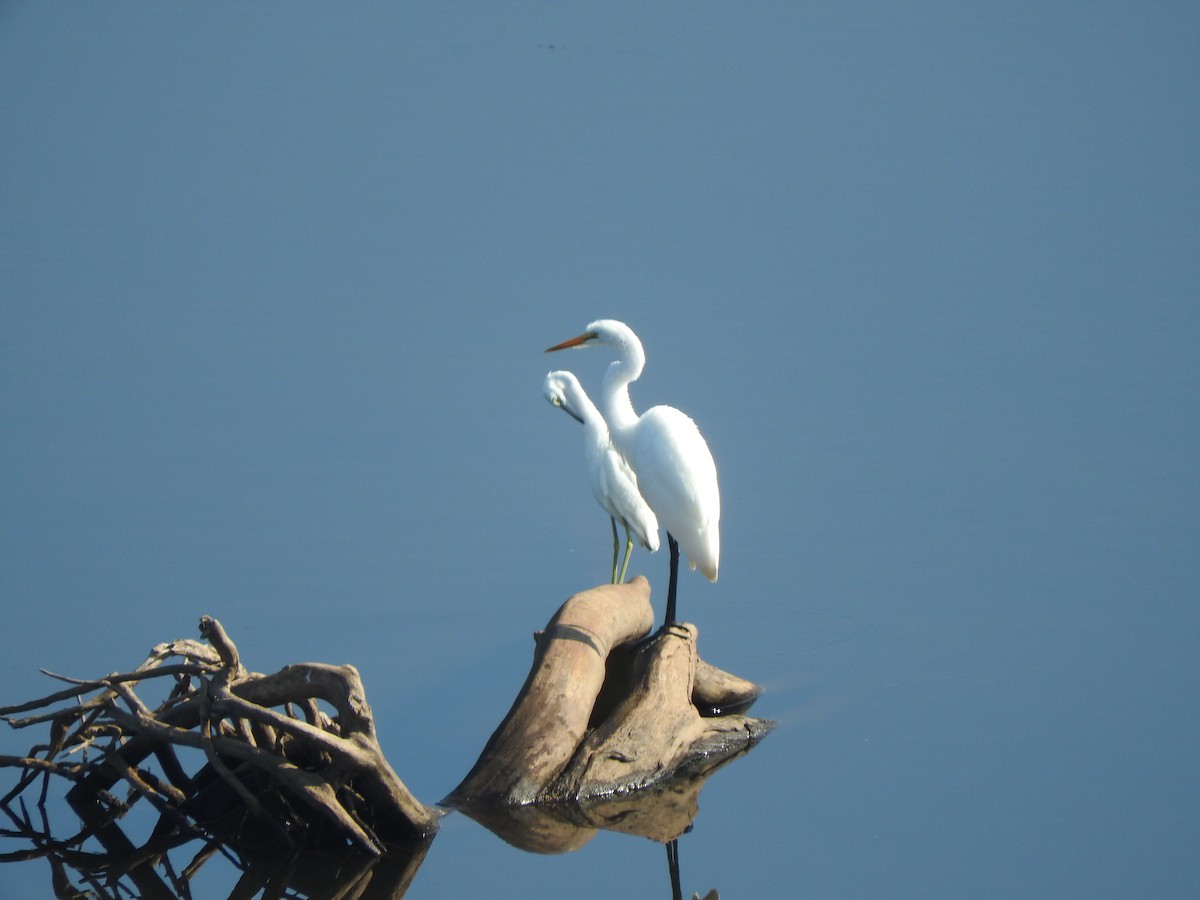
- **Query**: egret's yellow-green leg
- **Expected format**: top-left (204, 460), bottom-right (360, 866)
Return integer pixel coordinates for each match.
top-left (608, 516), bottom-right (637, 583)
top-left (618, 523), bottom-right (635, 583)
top-left (609, 516), bottom-right (621, 584)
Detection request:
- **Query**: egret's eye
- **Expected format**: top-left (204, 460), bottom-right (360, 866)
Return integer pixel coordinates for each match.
top-left (553, 396), bottom-right (563, 407)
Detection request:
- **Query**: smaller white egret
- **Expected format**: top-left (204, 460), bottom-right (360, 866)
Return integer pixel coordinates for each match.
top-left (543, 370), bottom-right (660, 583)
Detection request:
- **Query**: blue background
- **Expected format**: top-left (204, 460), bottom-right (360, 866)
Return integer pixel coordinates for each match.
top-left (2, 3), bottom-right (1197, 897)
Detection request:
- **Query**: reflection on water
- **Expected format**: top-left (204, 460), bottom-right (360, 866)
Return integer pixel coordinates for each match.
top-left (2, 797), bottom-right (726, 899)
top-left (446, 739), bottom-right (760, 853)
top-left (2, 749), bottom-right (736, 898)
top-left (1, 800), bottom-right (431, 899)
top-left (667, 837), bottom-right (720, 900)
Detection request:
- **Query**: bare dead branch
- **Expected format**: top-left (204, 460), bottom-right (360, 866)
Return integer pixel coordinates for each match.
top-left (197, 616), bottom-right (241, 680)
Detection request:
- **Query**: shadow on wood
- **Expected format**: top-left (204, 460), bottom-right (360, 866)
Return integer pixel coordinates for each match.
top-left (443, 577), bottom-right (774, 847)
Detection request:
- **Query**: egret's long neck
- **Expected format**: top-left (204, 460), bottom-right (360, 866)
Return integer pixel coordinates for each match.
top-left (566, 378), bottom-right (607, 440)
top-left (599, 333), bottom-right (644, 442)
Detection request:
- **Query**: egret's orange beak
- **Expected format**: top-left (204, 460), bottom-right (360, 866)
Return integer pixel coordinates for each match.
top-left (545, 331), bottom-right (595, 353)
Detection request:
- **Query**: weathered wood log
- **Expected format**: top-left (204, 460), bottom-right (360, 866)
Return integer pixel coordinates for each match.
top-left (444, 577), bottom-right (773, 838)
top-left (447, 578), bottom-right (656, 806)
top-left (546, 621), bottom-right (768, 802)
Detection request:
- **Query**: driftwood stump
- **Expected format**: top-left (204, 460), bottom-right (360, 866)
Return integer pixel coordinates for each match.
top-left (0, 616), bottom-right (436, 896)
top-left (443, 577), bottom-right (773, 849)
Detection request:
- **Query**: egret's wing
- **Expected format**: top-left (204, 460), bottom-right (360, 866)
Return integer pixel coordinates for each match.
top-left (630, 406), bottom-right (720, 580)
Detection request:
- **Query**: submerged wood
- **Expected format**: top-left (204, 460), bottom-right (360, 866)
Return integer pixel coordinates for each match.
top-left (444, 577), bottom-right (773, 830)
top-left (452, 728), bottom-right (770, 854)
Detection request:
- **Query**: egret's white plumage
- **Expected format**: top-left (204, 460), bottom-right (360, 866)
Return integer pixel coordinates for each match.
top-left (546, 319), bottom-right (720, 626)
top-left (543, 370), bottom-right (660, 583)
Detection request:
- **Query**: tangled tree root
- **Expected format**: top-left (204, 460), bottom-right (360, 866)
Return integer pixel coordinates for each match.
top-left (0, 616), bottom-right (437, 894)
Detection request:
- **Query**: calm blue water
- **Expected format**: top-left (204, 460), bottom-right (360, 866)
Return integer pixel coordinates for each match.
top-left (2, 3), bottom-right (1197, 897)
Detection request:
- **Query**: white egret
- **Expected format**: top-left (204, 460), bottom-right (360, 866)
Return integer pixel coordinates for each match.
top-left (543, 370), bottom-right (660, 584)
top-left (546, 320), bottom-right (719, 627)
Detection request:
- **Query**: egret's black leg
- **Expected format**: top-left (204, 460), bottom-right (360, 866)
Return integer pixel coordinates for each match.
top-left (609, 516), bottom-right (620, 584)
top-left (665, 533), bottom-right (680, 627)
top-left (666, 838), bottom-right (682, 900)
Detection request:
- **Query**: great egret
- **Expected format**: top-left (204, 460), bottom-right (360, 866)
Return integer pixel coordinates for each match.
top-left (546, 320), bottom-right (719, 627)
top-left (543, 370), bottom-right (660, 584)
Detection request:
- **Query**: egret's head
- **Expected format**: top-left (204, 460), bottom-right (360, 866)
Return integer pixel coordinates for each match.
top-left (542, 371), bottom-right (584, 423)
top-left (544, 319), bottom-right (635, 353)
